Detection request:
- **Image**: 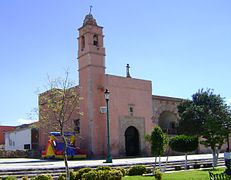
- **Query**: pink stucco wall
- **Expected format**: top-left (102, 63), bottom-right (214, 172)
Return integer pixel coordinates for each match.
top-left (105, 74), bottom-right (153, 156)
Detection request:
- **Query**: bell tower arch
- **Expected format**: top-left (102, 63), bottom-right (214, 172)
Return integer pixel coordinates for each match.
top-left (77, 13), bottom-right (106, 157)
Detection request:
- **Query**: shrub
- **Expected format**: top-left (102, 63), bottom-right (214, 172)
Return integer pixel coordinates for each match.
top-left (97, 170), bottom-right (110, 180)
top-left (82, 170), bottom-right (98, 180)
top-left (169, 135), bottom-right (198, 153)
top-left (108, 170), bottom-right (123, 180)
top-left (22, 177), bottom-right (29, 180)
top-left (57, 172), bottom-right (76, 180)
top-left (128, 165), bottom-right (146, 176)
top-left (114, 167), bottom-right (126, 176)
top-left (32, 175), bottom-right (53, 180)
top-left (57, 174), bottom-right (65, 180)
top-left (81, 169), bottom-right (123, 180)
top-left (70, 171), bottom-right (77, 180)
top-left (75, 168), bottom-right (92, 179)
top-left (154, 169), bottom-right (163, 180)
top-left (96, 166), bottom-right (112, 171)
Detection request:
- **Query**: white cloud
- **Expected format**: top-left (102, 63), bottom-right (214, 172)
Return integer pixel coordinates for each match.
top-left (16, 118), bottom-right (37, 125)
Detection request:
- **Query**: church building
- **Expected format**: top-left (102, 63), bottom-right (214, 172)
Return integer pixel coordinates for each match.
top-left (38, 12), bottom-right (182, 158)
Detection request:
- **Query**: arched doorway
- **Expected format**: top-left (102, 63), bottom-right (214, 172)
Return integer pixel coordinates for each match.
top-left (159, 111), bottom-right (177, 134)
top-left (125, 126), bottom-right (140, 156)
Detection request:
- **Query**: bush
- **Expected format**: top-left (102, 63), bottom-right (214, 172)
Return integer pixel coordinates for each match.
top-left (96, 166), bottom-right (112, 171)
top-left (22, 177), bottom-right (29, 180)
top-left (32, 175), bottom-right (53, 180)
top-left (75, 168), bottom-right (92, 179)
top-left (108, 170), bottom-right (123, 180)
top-left (114, 167), bottom-right (126, 176)
top-left (82, 170), bottom-right (98, 180)
top-left (70, 171), bottom-right (77, 180)
top-left (97, 170), bottom-right (110, 180)
top-left (169, 135), bottom-right (198, 153)
top-left (154, 169), bottom-right (163, 180)
top-left (57, 174), bottom-right (65, 180)
top-left (57, 172), bottom-right (76, 180)
top-left (128, 165), bottom-right (146, 176)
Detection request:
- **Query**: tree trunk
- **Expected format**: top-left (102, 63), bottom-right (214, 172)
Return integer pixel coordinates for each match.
top-left (154, 156), bottom-right (157, 170)
top-left (62, 135), bottom-right (70, 180)
top-left (163, 147), bottom-right (170, 172)
top-left (185, 153), bottom-right (188, 170)
top-left (212, 147), bottom-right (219, 168)
top-left (159, 155), bottom-right (161, 170)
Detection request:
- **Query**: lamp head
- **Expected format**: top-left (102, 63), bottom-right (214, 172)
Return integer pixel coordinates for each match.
top-left (104, 89), bottom-right (110, 100)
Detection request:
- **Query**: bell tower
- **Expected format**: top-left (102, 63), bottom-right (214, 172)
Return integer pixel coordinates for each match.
top-left (78, 12), bottom-right (106, 157)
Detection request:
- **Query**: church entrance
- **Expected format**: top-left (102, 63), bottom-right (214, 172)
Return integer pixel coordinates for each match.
top-left (125, 126), bottom-right (140, 156)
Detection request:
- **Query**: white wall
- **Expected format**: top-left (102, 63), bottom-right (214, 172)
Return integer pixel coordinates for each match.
top-left (5, 128), bottom-right (31, 151)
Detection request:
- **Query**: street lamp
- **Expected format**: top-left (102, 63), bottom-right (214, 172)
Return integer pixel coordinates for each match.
top-left (227, 133), bottom-right (230, 152)
top-left (225, 123), bottom-right (230, 152)
top-left (104, 89), bottom-right (112, 163)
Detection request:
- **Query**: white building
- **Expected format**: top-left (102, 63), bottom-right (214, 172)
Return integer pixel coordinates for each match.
top-left (5, 124), bottom-right (39, 151)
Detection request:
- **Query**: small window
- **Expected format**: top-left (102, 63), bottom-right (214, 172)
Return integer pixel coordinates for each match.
top-left (81, 36), bottom-right (85, 50)
top-left (74, 119), bottom-right (80, 134)
top-left (93, 34), bottom-right (98, 46)
top-left (128, 104), bottom-right (135, 116)
top-left (24, 144), bottom-right (30, 150)
top-left (9, 139), bottom-right (12, 146)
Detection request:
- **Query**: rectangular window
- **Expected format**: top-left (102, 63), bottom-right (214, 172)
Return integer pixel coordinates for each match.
top-left (24, 144), bottom-right (30, 150)
top-left (74, 119), bottom-right (80, 134)
top-left (9, 139), bottom-right (12, 146)
top-left (128, 104), bottom-right (135, 116)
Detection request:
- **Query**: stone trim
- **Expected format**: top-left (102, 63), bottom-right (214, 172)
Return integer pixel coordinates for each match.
top-left (119, 116), bottom-right (145, 156)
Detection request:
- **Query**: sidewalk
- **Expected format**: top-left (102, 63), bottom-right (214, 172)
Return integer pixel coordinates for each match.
top-left (0, 153), bottom-right (224, 171)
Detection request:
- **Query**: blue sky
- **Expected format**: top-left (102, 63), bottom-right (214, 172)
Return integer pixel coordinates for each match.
top-left (0, 0), bottom-right (231, 125)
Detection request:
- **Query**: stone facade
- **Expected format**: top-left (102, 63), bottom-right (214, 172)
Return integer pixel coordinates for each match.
top-left (152, 95), bottom-right (182, 134)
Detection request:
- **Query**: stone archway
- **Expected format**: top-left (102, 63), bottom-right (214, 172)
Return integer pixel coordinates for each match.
top-left (158, 111), bottom-right (177, 134)
top-left (125, 126), bottom-right (140, 156)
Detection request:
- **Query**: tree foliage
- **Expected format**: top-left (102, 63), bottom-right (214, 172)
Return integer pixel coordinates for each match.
top-left (169, 135), bottom-right (198, 153)
top-left (169, 135), bottom-right (198, 169)
top-left (177, 89), bottom-right (231, 166)
top-left (146, 126), bottom-right (168, 169)
top-left (150, 126), bottom-right (168, 157)
top-left (178, 89), bottom-right (231, 149)
top-left (39, 71), bottom-right (80, 180)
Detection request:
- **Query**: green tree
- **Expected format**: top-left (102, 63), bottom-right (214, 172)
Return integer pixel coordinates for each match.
top-left (39, 71), bottom-right (81, 180)
top-left (146, 126), bottom-right (168, 169)
top-left (169, 135), bottom-right (198, 169)
top-left (177, 89), bottom-right (231, 167)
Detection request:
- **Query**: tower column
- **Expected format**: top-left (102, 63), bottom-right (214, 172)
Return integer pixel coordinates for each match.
top-left (78, 13), bottom-right (106, 157)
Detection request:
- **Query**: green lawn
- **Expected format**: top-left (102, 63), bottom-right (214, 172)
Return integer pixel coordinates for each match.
top-left (122, 168), bottom-right (224, 180)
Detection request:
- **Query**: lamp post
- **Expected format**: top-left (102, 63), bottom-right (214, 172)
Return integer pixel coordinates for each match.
top-left (104, 89), bottom-right (112, 163)
top-left (227, 133), bottom-right (230, 152)
top-left (225, 123), bottom-right (230, 152)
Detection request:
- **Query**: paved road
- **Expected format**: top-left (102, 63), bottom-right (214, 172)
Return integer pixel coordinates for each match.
top-left (0, 153), bottom-right (224, 171)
